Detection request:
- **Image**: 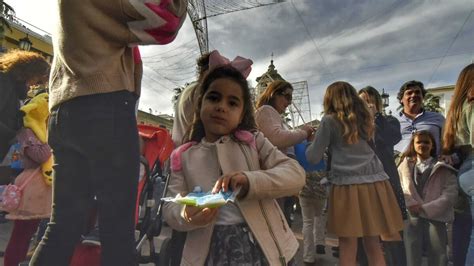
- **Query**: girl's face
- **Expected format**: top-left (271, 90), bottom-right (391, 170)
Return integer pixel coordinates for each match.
top-left (273, 88), bottom-right (293, 114)
top-left (414, 134), bottom-right (433, 160)
top-left (200, 78), bottom-right (244, 142)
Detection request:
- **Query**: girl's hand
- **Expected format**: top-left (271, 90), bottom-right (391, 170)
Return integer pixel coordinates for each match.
top-left (301, 124), bottom-right (315, 138)
top-left (408, 204), bottom-right (422, 215)
top-left (212, 171), bottom-right (249, 198)
top-left (306, 125), bottom-right (317, 141)
top-left (183, 205), bottom-right (218, 226)
top-left (439, 154), bottom-right (454, 165)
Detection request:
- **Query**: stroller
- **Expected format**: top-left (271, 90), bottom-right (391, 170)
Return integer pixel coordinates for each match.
top-left (70, 124), bottom-right (174, 266)
top-left (135, 124), bottom-right (174, 265)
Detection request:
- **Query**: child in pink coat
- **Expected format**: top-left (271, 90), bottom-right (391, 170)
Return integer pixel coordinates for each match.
top-left (398, 130), bottom-right (458, 266)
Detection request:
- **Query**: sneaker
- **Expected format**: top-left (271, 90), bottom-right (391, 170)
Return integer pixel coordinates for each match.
top-left (82, 227), bottom-right (101, 246)
top-left (316, 244), bottom-right (326, 254)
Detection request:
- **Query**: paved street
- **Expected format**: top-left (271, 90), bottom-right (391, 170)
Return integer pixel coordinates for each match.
top-left (0, 211), bottom-right (340, 266)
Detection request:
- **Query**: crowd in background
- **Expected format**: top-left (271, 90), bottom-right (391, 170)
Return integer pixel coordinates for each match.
top-left (0, 1), bottom-right (472, 265)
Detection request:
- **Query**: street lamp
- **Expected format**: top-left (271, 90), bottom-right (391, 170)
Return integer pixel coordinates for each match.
top-left (18, 34), bottom-right (32, 51)
top-left (381, 88), bottom-right (389, 115)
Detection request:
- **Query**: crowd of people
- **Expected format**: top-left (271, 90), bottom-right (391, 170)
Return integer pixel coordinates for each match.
top-left (0, 0), bottom-right (473, 265)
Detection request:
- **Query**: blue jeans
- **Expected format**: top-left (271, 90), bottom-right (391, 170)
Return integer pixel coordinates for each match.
top-left (30, 91), bottom-right (140, 266)
top-left (459, 157), bottom-right (474, 265)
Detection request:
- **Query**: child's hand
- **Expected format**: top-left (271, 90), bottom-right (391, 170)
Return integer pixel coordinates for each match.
top-left (212, 171), bottom-right (249, 198)
top-left (408, 204), bottom-right (422, 215)
top-left (183, 205), bottom-right (218, 226)
top-left (301, 124), bottom-right (315, 138)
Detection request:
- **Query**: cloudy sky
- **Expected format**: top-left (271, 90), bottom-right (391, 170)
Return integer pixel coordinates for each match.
top-left (7, 0), bottom-right (474, 122)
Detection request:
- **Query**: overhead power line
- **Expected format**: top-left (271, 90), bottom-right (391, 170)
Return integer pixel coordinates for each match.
top-left (427, 9), bottom-right (473, 86)
top-left (290, 0), bottom-right (334, 79)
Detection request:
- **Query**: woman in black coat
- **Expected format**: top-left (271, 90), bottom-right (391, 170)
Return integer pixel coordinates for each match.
top-left (359, 86), bottom-right (407, 266)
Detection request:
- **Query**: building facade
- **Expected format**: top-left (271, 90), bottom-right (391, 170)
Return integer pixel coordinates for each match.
top-left (1, 16), bottom-right (53, 61)
top-left (427, 85), bottom-right (454, 117)
top-left (137, 110), bottom-right (174, 131)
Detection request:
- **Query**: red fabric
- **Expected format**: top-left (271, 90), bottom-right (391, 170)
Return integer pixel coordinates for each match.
top-left (144, 0), bottom-right (183, 44)
top-left (4, 219), bottom-right (41, 266)
top-left (70, 244), bottom-right (101, 266)
top-left (133, 47), bottom-right (141, 65)
top-left (135, 125), bottom-right (173, 224)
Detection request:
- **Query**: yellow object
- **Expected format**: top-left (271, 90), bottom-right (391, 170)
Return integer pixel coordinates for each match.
top-left (21, 93), bottom-right (49, 143)
top-left (41, 156), bottom-right (54, 186)
top-left (21, 93), bottom-right (53, 185)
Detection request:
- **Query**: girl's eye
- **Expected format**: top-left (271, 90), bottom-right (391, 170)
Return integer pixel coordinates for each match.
top-left (229, 101), bottom-right (239, 107)
top-left (206, 94), bottom-right (219, 102)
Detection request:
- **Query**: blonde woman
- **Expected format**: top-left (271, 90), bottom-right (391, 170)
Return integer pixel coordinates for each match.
top-left (306, 81), bottom-right (403, 266)
top-left (442, 63), bottom-right (474, 265)
top-left (255, 80), bottom-right (314, 226)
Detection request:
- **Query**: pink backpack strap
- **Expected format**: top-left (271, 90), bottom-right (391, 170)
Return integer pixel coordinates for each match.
top-left (234, 130), bottom-right (256, 150)
top-left (170, 141), bottom-right (197, 172)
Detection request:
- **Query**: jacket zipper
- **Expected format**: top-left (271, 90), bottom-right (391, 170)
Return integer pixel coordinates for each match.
top-left (238, 143), bottom-right (286, 265)
top-left (259, 200), bottom-right (286, 266)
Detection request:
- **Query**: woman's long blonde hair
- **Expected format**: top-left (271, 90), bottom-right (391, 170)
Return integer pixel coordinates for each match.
top-left (443, 63), bottom-right (474, 153)
top-left (324, 81), bottom-right (374, 144)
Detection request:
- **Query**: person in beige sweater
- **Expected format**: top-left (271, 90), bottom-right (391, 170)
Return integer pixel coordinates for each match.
top-left (255, 80), bottom-right (314, 228)
top-left (164, 62), bottom-right (305, 265)
top-left (30, 1), bottom-right (188, 265)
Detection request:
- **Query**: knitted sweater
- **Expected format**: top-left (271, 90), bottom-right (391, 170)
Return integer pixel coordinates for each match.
top-left (306, 115), bottom-right (389, 185)
top-left (49, 0), bottom-right (188, 109)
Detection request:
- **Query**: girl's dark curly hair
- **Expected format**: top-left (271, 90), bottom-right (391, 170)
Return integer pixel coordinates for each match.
top-left (185, 65), bottom-right (256, 143)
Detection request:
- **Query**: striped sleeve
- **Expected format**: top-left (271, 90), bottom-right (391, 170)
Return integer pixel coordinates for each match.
top-left (127, 0), bottom-right (188, 45)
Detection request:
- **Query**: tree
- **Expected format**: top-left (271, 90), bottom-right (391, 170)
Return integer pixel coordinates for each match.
top-left (0, 0), bottom-right (15, 50)
top-left (423, 92), bottom-right (444, 113)
top-left (172, 86), bottom-right (184, 106)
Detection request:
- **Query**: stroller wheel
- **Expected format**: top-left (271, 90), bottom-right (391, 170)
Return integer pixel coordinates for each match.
top-left (157, 237), bottom-right (171, 266)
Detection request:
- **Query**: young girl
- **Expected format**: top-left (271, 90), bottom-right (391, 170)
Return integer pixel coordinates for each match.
top-left (163, 63), bottom-right (305, 266)
top-left (2, 93), bottom-right (52, 266)
top-left (399, 131), bottom-right (458, 266)
top-left (306, 81), bottom-right (404, 266)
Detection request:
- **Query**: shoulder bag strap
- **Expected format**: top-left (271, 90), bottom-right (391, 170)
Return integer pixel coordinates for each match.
top-left (18, 167), bottom-right (40, 191)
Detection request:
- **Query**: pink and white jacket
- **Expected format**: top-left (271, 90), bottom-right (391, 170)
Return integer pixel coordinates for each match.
top-left (164, 131), bottom-right (306, 266)
top-left (398, 158), bottom-right (458, 222)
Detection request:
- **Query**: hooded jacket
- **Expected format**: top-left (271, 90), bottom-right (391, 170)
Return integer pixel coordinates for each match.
top-left (398, 158), bottom-right (458, 222)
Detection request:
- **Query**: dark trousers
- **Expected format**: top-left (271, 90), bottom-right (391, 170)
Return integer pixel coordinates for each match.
top-left (30, 91), bottom-right (140, 266)
top-left (404, 215), bottom-right (447, 266)
top-left (453, 211), bottom-right (472, 266)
